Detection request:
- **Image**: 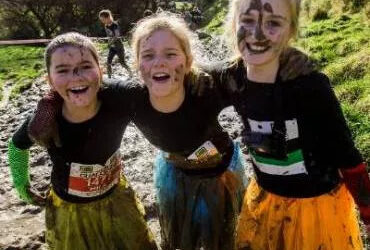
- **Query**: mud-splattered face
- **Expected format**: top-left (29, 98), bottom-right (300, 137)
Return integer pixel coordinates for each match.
top-left (236, 0), bottom-right (292, 66)
top-left (48, 46), bottom-right (101, 108)
top-left (138, 29), bottom-right (190, 98)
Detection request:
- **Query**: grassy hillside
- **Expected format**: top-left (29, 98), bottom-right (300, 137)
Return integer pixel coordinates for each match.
top-left (296, 1), bottom-right (370, 163)
top-left (202, 0), bottom-right (229, 34)
top-left (0, 45), bottom-right (44, 100)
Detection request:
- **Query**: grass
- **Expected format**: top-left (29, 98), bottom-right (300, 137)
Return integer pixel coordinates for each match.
top-left (202, 0), bottom-right (228, 34)
top-left (295, 13), bottom-right (370, 163)
top-left (0, 45), bottom-right (44, 100)
top-left (175, 1), bottom-right (193, 10)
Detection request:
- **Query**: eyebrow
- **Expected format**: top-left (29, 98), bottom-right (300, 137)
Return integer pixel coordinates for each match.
top-left (268, 15), bottom-right (288, 21)
top-left (54, 60), bottom-right (92, 68)
top-left (141, 48), bottom-right (180, 54)
top-left (239, 13), bottom-right (288, 21)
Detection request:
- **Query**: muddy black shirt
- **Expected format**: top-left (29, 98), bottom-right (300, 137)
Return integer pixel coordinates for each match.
top-left (101, 79), bottom-right (233, 161)
top-left (210, 60), bottom-right (363, 198)
top-left (12, 81), bottom-right (132, 202)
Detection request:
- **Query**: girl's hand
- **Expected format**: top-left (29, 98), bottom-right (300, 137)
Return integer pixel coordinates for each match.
top-left (26, 186), bottom-right (48, 206)
top-left (28, 91), bottom-right (63, 148)
top-left (340, 163), bottom-right (370, 233)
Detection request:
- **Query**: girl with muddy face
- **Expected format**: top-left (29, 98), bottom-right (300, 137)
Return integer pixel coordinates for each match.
top-left (8, 32), bottom-right (157, 250)
top-left (46, 39), bottom-right (102, 122)
top-left (130, 13), bottom-right (248, 250)
top-left (236, 0), bottom-right (293, 75)
top-left (222, 0), bottom-right (369, 249)
top-left (132, 14), bottom-right (194, 113)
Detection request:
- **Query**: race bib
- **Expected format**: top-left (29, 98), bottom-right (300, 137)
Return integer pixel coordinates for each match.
top-left (187, 141), bottom-right (220, 161)
top-left (68, 151), bottom-right (121, 197)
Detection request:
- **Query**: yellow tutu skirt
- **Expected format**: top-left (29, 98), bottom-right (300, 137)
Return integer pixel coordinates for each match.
top-left (236, 178), bottom-right (363, 250)
top-left (45, 177), bottom-right (157, 250)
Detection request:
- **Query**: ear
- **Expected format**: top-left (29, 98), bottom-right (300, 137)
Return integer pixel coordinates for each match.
top-left (99, 67), bottom-right (103, 85)
top-left (185, 55), bottom-right (193, 74)
top-left (46, 75), bottom-right (56, 90)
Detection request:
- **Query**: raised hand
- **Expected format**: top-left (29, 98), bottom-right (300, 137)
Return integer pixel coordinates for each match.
top-left (28, 91), bottom-right (63, 148)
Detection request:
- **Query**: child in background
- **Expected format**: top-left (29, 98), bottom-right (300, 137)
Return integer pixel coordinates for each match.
top-left (219, 0), bottom-right (370, 249)
top-left (99, 9), bottom-right (132, 78)
top-left (8, 32), bottom-right (157, 250)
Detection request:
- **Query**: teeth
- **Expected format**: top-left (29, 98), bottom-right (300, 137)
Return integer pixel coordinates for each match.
top-left (70, 86), bottom-right (88, 91)
top-left (153, 73), bottom-right (169, 77)
top-left (250, 45), bottom-right (267, 51)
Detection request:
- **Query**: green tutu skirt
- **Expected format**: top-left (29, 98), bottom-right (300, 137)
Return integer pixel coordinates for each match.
top-left (45, 177), bottom-right (157, 250)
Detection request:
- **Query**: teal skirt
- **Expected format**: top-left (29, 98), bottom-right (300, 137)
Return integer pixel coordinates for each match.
top-left (154, 143), bottom-right (248, 250)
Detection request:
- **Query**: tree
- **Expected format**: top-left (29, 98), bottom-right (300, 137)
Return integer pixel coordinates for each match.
top-left (0, 0), bottom-right (158, 39)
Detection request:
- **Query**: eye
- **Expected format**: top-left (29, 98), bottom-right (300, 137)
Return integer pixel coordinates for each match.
top-left (56, 69), bottom-right (69, 74)
top-left (142, 54), bottom-right (154, 60)
top-left (166, 52), bottom-right (177, 58)
top-left (241, 18), bottom-right (255, 25)
top-left (266, 20), bottom-right (281, 28)
top-left (81, 64), bottom-right (93, 70)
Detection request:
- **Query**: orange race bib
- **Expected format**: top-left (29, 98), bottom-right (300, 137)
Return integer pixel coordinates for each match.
top-left (68, 151), bottom-right (122, 197)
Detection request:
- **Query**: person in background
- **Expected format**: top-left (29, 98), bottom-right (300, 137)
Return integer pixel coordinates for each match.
top-left (98, 9), bottom-right (132, 78)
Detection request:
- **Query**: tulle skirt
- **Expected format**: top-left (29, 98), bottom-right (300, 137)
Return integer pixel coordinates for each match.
top-left (45, 177), bottom-right (157, 250)
top-left (154, 143), bottom-right (248, 250)
top-left (236, 178), bottom-right (363, 250)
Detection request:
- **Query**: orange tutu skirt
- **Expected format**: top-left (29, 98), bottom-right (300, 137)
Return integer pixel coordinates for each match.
top-left (236, 178), bottom-right (363, 250)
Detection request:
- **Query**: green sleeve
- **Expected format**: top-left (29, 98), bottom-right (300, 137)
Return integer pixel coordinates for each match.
top-left (8, 139), bottom-right (33, 203)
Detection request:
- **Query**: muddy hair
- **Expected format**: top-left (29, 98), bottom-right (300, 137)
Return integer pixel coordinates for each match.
top-left (44, 32), bottom-right (100, 75)
top-left (224, 0), bottom-right (301, 58)
top-left (98, 9), bottom-right (112, 19)
top-left (130, 11), bottom-right (199, 72)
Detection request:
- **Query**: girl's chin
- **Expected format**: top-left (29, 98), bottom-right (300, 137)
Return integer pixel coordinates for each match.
top-left (65, 96), bottom-right (97, 108)
top-left (242, 51), bottom-right (278, 66)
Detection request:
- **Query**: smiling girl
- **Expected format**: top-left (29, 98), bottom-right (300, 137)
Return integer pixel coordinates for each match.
top-left (217, 0), bottom-right (370, 249)
top-left (128, 14), bottom-right (248, 250)
top-left (7, 32), bottom-right (157, 250)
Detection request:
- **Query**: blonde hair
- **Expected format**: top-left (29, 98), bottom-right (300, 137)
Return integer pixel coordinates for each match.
top-left (98, 9), bottom-right (113, 19)
top-left (45, 32), bottom-right (99, 74)
top-left (131, 11), bottom-right (196, 71)
top-left (224, 0), bottom-right (301, 58)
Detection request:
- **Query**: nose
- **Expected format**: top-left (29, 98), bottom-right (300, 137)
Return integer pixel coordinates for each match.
top-left (70, 68), bottom-right (84, 81)
top-left (255, 17), bottom-right (266, 41)
top-left (73, 67), bottom-right (80, 76)
top-left (153, 56), bottom-right (166, 68)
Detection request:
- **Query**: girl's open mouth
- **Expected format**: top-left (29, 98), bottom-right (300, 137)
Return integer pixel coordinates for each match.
top-left (152, 73), bottom-right (170, 82)
top-left (246, 43), bottom-right (271, 54)
top-left (68, 86), bottom-right (89, 94)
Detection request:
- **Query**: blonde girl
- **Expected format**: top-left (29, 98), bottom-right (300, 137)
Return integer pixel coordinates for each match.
top-left (129, 12), bottom-right (248, 250)
top-left (221, 0), bottom-right (369, 249)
